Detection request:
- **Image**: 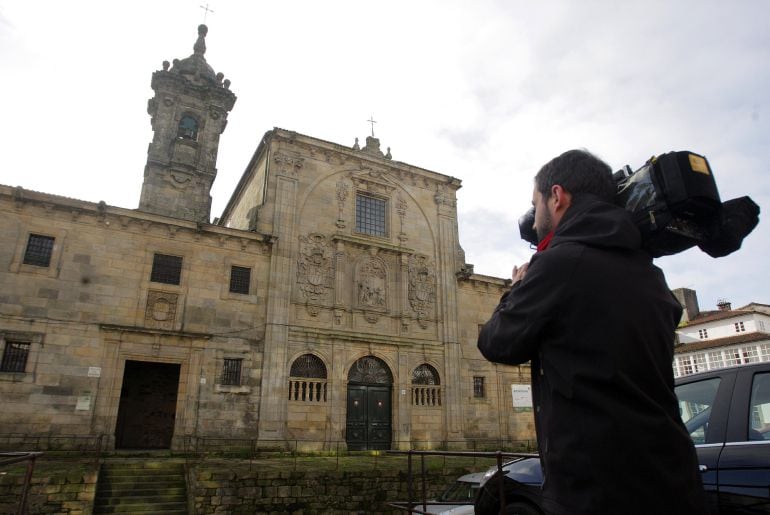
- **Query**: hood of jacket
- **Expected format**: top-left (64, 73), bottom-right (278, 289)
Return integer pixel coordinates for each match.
top-left (550, 194), bottom-right (642, 251)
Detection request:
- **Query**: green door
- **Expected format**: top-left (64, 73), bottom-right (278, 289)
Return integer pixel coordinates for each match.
top-left (346, 356), bottom-right (393, 450)
top-left (346, 385), bottom-right (392, 450)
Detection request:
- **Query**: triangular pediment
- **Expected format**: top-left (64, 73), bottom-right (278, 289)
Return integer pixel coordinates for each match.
top-left (349, 168), bottom-right (399, 196)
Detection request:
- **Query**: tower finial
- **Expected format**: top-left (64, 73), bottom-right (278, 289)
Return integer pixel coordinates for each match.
top-left (199, 3), bottom-right (215, 24)
top-left (194, 24), bottom-right (208, 56)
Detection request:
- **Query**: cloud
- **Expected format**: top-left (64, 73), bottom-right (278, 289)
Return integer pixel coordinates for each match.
top-left (0, 0), bottom-right (767, 306)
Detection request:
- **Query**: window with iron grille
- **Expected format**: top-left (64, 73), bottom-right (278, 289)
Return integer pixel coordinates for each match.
top-left (150, 254), bottom-right (183, 285)
top-left (698, 329), bottom-right (708, 339)
top-left (290, 354), bottom-right (327, 378)
top-left (1, 342), bottom-right (30, 373)
top-left (355, 194), bottom-right (387, 237)
top-left (412, 364), bottom-right (440, 385)
top-left (23, 234), bottom-right (55, 267)
top-left (222, 358), bottom-right (242, 386)
top-left (229, 266), bottom-right (251, 294)
top-left (473, 376), bottom-right (485, 398)
top-left (735, 321), bottom-right (746, 333)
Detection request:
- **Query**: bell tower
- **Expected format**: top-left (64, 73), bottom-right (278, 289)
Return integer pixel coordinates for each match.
top-left (139, 25), bottom-right (236, 222)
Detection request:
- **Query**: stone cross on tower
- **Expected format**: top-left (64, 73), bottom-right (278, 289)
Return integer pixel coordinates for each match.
top-left (367, 115), bottom-right (377, 137)
top-left (200, 3), bottom-right (214, 23)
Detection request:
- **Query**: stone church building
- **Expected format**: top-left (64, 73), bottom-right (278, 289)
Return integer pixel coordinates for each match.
top-left (0, 25), bottom-right (533, 451)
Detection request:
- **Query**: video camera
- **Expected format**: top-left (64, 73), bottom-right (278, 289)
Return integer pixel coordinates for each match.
top-left (518, 151), bottom-right (759, 258)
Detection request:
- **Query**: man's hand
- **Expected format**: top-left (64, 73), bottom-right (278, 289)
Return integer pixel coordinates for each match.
top-left (512, 263), bottom-right (529, 284)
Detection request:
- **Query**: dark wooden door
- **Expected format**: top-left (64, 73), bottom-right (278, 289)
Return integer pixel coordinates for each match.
top-left (346, 385), bottom-right (391, 450)
top-left (115, 360), bottom-right (181, 449)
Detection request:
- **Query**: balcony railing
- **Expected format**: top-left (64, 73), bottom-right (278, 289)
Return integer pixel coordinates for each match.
top-left (288, 378), bottom-right (328, 402)
top-left (411, 386), bottom-right (441, 407)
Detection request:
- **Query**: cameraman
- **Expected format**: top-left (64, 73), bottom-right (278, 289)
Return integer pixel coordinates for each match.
top-left (477, 150), bottom-right (707, 514)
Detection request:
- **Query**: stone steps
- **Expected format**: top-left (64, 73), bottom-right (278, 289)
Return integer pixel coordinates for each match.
top-left (93, 460), bottom-right (188, 514)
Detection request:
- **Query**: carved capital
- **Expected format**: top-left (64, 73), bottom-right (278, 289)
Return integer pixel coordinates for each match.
top-left (274, 153), bottom-right (304, 177)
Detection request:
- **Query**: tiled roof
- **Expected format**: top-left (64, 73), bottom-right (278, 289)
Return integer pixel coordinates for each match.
top-left (684, 310), bottom-right (753, 325)
top-left (675, 332), bottom-right (770, 354)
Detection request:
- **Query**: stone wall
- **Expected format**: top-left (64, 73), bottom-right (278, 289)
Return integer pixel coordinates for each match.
top-left (0, 462), bottom-right (97, 515)
top-left (190, 463), bottom-right (474, 514)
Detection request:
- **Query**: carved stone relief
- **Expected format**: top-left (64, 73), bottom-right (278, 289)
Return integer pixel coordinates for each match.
top-left (297, 234), bottom-right (334, 302)
top-left (163, 171), bottom-right (194, 190)
top-left (350, 170), bottom-right (396, 197)
top-left (356, 253), bottom-right (387, 310)
top-left (145, 290), bottom-right (179, 330)
top-left (409, 254), bottom-right (436, 326)
top-left (336, 179), bottom-right (349, 228)
top-left (396, 193), bottom-right (408, 243)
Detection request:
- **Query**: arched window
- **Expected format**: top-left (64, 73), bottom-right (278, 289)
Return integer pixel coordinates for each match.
top-left (412, 364), bottom-right (440, 385)
top-left (177, 115), bottom-right (199, 140)
top-left (288, 354), bottom-right (327, 402)
top-left (348, 356), bottom-right (392, 384)
top-left (411, 363), bottom-right (441, 407)
top-left (290, 354), bottom-right (327, 379)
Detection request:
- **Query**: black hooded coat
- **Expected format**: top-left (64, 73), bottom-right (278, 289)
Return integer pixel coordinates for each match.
top-left (478, 195), bottom-right (707, 515)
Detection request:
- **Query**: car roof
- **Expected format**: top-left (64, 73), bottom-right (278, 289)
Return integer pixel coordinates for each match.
top-left (675, 362), bottom-right (770, 384)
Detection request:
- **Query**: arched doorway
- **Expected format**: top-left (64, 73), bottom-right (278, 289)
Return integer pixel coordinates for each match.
top-left (346, 356), bottom-right (392, 450)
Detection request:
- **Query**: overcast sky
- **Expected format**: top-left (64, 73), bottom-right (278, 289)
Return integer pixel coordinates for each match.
top-left (1, 0), bottom-right (767, 311)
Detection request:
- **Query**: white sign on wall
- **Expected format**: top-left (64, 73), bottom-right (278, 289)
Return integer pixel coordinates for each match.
top-left (76, 395), bottom-right (91, 411)
top-left (511, 384), bottom-right (533, 411)
top-left (87, 366), bottom-right (101, 378)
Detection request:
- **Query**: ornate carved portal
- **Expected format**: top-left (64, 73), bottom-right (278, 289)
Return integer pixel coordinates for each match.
top-left (297, 234), bottom-right (334, 303)
top-left (346, 357), bottom-right (392, 450)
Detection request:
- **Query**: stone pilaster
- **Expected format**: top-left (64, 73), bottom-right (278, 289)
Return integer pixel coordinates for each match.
top-left (435, 183), bottom-right (463, 439)
top-left (257, 162), bottom-right (300, 440)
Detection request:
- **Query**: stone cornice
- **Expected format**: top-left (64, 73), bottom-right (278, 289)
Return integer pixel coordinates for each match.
top-left (99, 323), bottom-right (213, 341)
top-left (286, 326), bottom-right (443, 347)
top-left (0, 185), bottom-right (274, 254)
top-left (330, 233), bottom-right (415, 255)
top-left (457, 272), bottom-right (511, 293)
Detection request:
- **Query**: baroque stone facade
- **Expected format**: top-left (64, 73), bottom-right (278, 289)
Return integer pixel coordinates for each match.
top-left (0, 25), bottom-right (534, 451)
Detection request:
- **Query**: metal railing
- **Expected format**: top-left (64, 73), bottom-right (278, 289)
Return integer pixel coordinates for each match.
top-left (386, 449), bottom-right (539, 515)
top-left (1, 451), bottom-right (44, 515)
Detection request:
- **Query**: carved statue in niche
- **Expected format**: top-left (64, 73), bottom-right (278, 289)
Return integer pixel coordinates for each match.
top-left (356, 255), bottom-right (387, 310)
top-left (297, 234), bottom-right (333, 302)
top-left (409, 254), bottom-right (436, 319)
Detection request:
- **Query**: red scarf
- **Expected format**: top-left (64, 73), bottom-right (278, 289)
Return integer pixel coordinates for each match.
top-left (537, 230), bottom-right (555, 252)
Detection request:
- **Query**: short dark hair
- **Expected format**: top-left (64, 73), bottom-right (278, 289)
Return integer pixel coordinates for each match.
top-left (535, 149), bottom-right (615, 201)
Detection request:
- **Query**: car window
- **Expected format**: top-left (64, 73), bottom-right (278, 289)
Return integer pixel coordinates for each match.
top-left (748, 373), bottom-right (770, 441)
top-left (504, 457), bottom-right (544, 483)
top-left (438, 481), bottom-right (479, 502)
top-left (675, 377), bottom-right (721, 444)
